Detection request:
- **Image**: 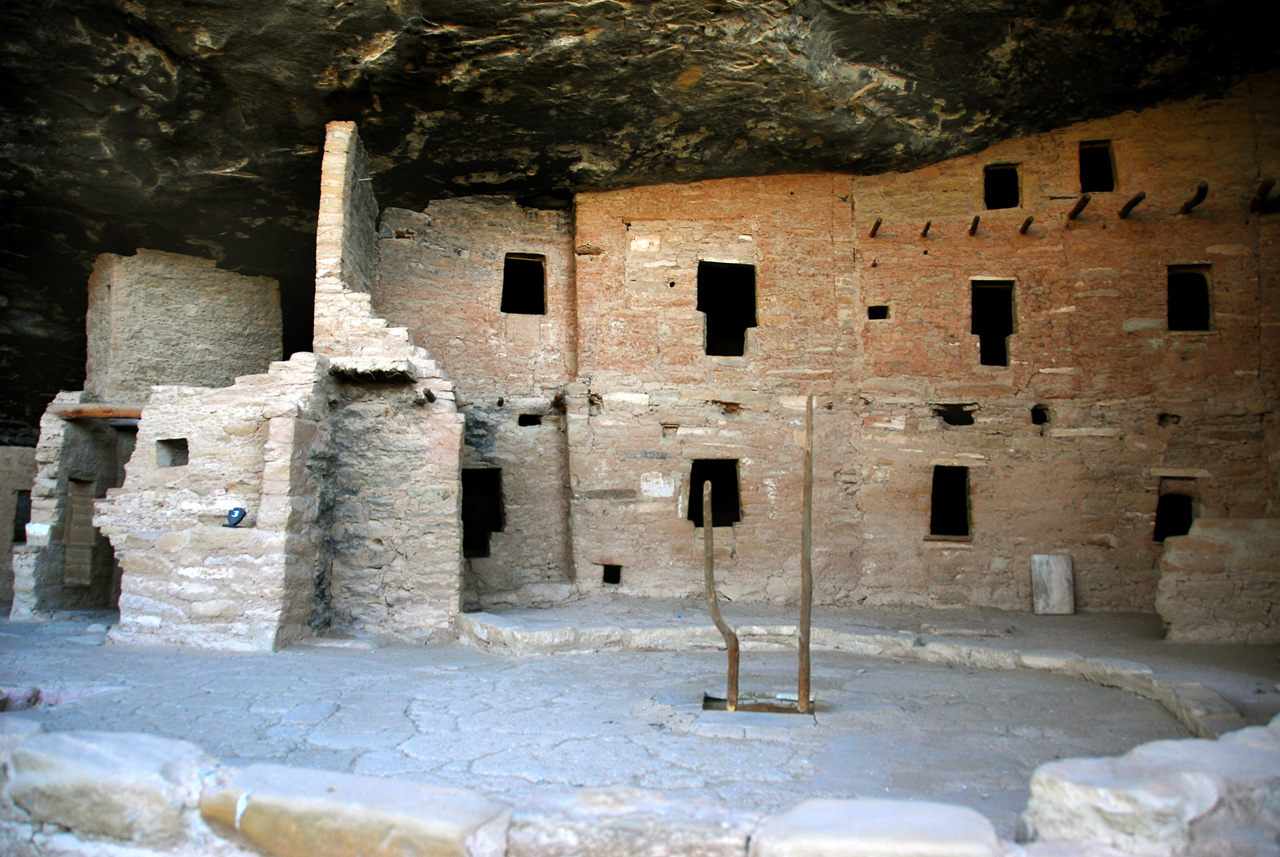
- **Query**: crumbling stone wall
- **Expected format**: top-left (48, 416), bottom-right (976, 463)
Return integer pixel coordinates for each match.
top-left (97, 354), bottom-right (331, 651)
top-left (85, 249), bottom-right (281, 403)
top-left (1156, 519), bottom-right (1280, 643)
top-left (374, 200), bottom-right (576, 607)
top-left (0, 446), bottom-right (36, 610)
top-left (9, 395), bottom-right (134, 619)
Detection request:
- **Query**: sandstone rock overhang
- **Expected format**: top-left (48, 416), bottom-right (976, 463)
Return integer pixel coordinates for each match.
top-left (2, 1), bottom-right (1278, 442)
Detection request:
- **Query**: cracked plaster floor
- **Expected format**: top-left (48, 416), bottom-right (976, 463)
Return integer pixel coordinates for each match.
top-left (2, 605), bottom-right (1278, 838)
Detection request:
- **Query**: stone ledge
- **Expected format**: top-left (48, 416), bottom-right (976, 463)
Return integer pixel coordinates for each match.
top-left (749, 798), bottom-right (1001, 857)
top-left (457, 614), bottom-right (1245, 738)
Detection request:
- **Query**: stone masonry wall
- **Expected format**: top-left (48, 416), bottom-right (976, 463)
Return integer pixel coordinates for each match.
top-left (96, 355), bottom-right (331, 651)
top-left (9, 395), bottom-right (135, 620)
top-left (374, 200), bottom-right (575, 606)
top-left (310, 121), bottom-right (467, 639)
top-left (566, 76), bottom-right (1278, 611)
top-left (84, 249), bottom-right (281, 403)
top-left (1156, 518), bottom-right (1280, 643)
top-left (0, 446), bottom-right (36, 610)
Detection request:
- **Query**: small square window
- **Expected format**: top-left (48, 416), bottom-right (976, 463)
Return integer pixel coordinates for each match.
top-left (984, 165), bottom-right (1020, 210)
top-left (501, 254), bottom-right (546, 315)
top-left (156, 438), bottom-right (189, 468)
top-left (602, 564), bottom-right (622, 585)
top-left (1079, 141), bottom-right (1115, 193)
top-left (1167, 266), bottom-right (1211, 331)
top-left (867, 305), bottom-right (889, 320)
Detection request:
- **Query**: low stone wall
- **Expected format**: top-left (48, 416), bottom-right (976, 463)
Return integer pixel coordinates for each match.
top-left (1156, 519), bottom-right (1280, 644)
top-left (2, 714), bottom-right (1276, 856)
top-left (96, 355), bottom-right (332, 651)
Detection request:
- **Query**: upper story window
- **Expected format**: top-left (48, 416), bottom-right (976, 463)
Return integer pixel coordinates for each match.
top-left (1079, 140), bottom-right (1115, 193)
top-left (697, 261), bottom-right (757, 356)
top-left (984, 164), bottom-right (1020, 210)
top-left (1167, 265), bottom-right (1211, 331)
top-left (501, 253), bottom-right (546, 315)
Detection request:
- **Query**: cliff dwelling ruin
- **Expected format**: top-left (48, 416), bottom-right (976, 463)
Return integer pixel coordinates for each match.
top-left (1, 3), bottom-right (1279, 854)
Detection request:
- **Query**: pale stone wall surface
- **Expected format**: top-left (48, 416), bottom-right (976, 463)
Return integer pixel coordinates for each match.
top-left (9, 395), bottom-right (135, 619)
top-left (84, 249), bottom-right (281, 403)
top-left (1155, 518), bottom-right (1280, 644)
top-left (373, 200), bottom-right (576, 605)
top-left (0, 446), bottom-right (36, 609)
top-left (96, 354), bottom-right (331, 651)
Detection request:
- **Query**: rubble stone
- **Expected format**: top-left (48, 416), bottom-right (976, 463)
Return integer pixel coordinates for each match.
top-left (8, 731), bottom-right (210, 847)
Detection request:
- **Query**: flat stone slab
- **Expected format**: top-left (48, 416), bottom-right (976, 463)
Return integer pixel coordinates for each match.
top-left (201, 762), bottom-right (509, 857)
top-left (8, 730), bottom-right (209, 847)
top-left (508, 787), bottom-right (758, 857)
top-left (749, 798), bottom-right (1001, 857)
top-left (1031, 555), bottom-right (1074, 615)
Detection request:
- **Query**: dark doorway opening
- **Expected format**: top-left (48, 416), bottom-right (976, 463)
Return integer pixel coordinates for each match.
top-left (1079, 141), bottom-right (1115, 193)
top-left (12, 490), bottom-right (31, 544)
top-left (697, 262), bottom-right (757, 356)
top-left (687, 459), bottom-right (741, 528)
top-left (929, 465), bottom-right (970, 537)
top-left (501, 254), bottom-right (546, 315)
top-left (1153, 493), bottom-right (1194, 542)
top-left (1167, 267), bottom-right (1211, 331)
top-left (984, 165), bottom-right (1020, 210)
top-left (461, 469), bottom-right (504, 558)
top-left (602, 564), bottom-right (622, 585)
top-left (971, 281), bottom-right (1015, 366)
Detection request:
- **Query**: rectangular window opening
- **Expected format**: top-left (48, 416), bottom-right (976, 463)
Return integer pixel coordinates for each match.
top-left (697, 261), bottom-right (757, 357)
top-left (461, 468), bottom-right (504, 558)
top-left (971, 280), bottom-right (1015, 366)
top-left (687, 459), bottom-right (741, 528)
top-left (602, 564), bottom-right (622, 585)
top-left (1154, 479), bottom-right (1195, 542)
top-left (501, 253), bottom-right (546, 315)
top-left (929, 465), bottom-right (970, 538)
top-left (517, 414), bottom-right (542, 427)
top-left (984, 164), bottom-right (1020, 210)
top-left (1079, 140), bottom-right (1115, 193)
top-left (156, 438), bottom-right (189, 468)
top-left (12, 489), bottom-right (31, 544)
top-left (867, 305), bottom-right (890, 320)
top-left (1167, 266), bottom-right (1211, 331)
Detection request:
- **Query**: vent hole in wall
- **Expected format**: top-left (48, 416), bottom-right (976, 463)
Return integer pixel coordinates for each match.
top-left (934, 404), bottom-right (975, 426)
top-left (518, 414), bottom-right (542, 427)
top-left (1031, 405), bottom-right (1050, 425)
top-left (867, 305), bottom-right (889, 320)
top-left (156, 438), bottom-right (189, 468)
top-left (602, 564), bottom-right (621, 585)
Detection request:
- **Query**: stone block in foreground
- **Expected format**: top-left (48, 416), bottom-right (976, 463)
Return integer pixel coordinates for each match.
top-left (0, 717), bottom-right (43, 822)
top-left (748, 798), bottom-right (1001, 857)
top-left (8, 730), bottom-right (210, 847)
top-left (1021, 716), bottom-right (1280, 854)
top-left (507, 787), bottom-right (758, 857)
top-left (200, 763), bottom-right (509, 857)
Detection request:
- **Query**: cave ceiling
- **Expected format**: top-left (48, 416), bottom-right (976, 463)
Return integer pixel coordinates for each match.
top-left (1, 0), bottom-right (1277, 443)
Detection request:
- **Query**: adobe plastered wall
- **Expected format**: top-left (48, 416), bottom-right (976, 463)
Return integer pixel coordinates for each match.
top-left (374, 200), bottom-right (576, 605)
top-left (9, 396), bottom-right (135, 619)
top-left (85, 249), bottom-right (282, 403)
top-left (97, 355), bottom-right (331, 651)
top-left (0, 446), bottom-right (36, 609)
top-left (310, 122), bottom-right (466, 638)
top-left (567, 75), bottom-right (1278, 611)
